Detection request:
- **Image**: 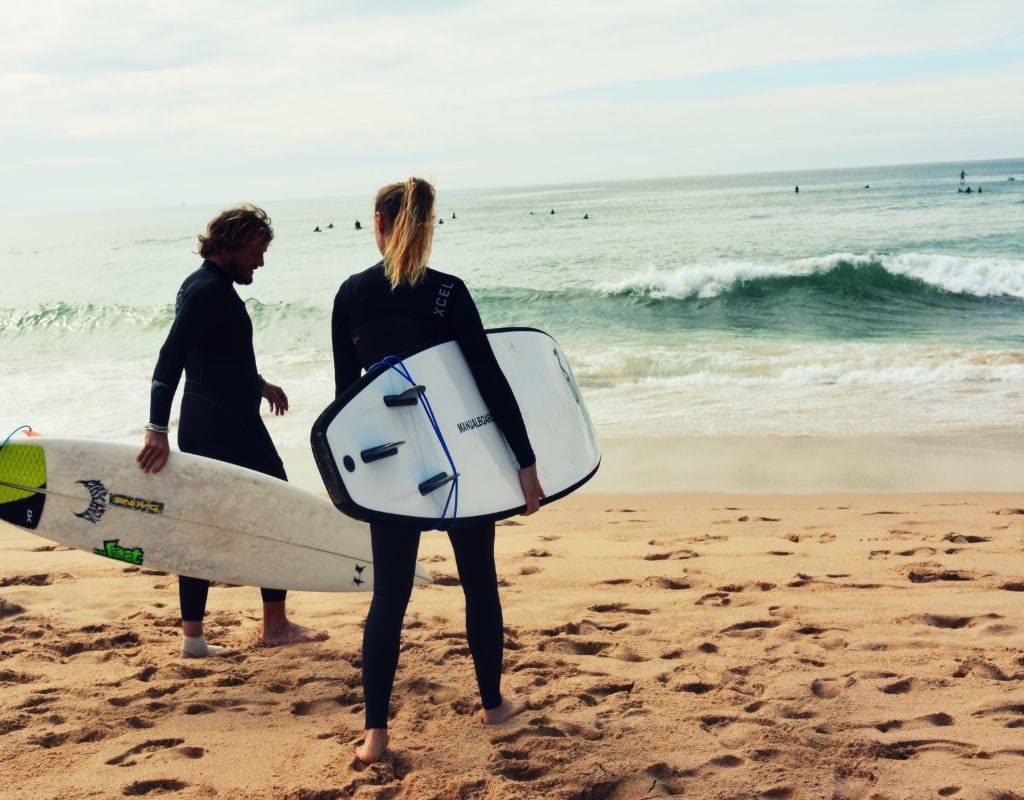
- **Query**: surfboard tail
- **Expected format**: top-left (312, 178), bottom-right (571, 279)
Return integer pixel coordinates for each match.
top-left (0, 443), bottom-right (47, 530)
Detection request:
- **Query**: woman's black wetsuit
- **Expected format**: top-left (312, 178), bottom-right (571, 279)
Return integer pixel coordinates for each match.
top-left (332, 262), bottom-right (535, 727)
top-left (150, 260), bottom-right (287, 620)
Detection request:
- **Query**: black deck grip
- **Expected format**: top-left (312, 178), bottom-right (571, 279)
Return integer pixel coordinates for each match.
top-left (360, 441), bottom-right (405, 463)
top-left (383, 385), bottom-right (425, 407)
top-left (418, 472), bottom-right (457, 496)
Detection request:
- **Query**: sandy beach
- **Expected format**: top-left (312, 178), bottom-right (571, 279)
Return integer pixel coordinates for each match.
top-left (2, 436), bottom-right (1024, 800)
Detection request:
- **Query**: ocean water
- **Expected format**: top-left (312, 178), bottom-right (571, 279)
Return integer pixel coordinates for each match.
top-left (2, 158), bottom-right (1023, 455)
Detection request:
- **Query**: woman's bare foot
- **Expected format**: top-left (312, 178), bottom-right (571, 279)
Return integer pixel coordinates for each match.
top-left (480, 695), bottom-right (528, 725)
top-left (355, 728), bottom-right (389, 764)
top-left (258, 620), bottom-right (329, 647)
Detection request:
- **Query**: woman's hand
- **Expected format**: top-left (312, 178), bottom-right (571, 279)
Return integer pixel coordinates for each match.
top-left (137, 430), bottom-right (170, 474)
top-left (518, 463), bottom-right (545, 515)
top-left (262, 382), bottom-right (289, 415)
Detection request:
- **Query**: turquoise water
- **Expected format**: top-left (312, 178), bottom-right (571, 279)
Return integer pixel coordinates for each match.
top-left (2, 158), bottom-right (1023, 447)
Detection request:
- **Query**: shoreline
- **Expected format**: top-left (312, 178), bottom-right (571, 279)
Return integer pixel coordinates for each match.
top-left (276, 430), bottom-right (1024, 497)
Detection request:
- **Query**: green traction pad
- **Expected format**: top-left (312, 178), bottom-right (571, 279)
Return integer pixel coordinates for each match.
top-left (0, 444), bottom-right (46, 529)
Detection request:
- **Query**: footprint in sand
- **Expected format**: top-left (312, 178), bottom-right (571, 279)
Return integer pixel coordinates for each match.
top-left (943, 533), bottom-right (990, 544)
top-left (905, 567), bottom-right (975, 583)
top-left (644, 549), bottom-right (699, 561)
top-left (873, 712), bottom-right (953, 732)
top-left (866, 739), bottom-right (976, 760)
top-left (879, 678), bottom-right (915, 694)
top-left (896, 547), bottom-right (938, 557)
top-left (538, 638), bottom-right (610, 657)
top-left (810, 677), bottom-right (853, 699)
top-left (541, 620), bottom-right (628, 635)
top-left (721, 620), bottom-right (781, 636)
top-left (588, 602), bottom-right (651, 615)
top-left (491, 715), bottom-right (602, 746)
top-left (0, 598), bottom-right (25, 618)
top-left (0, 574), bottom-right (54, 587)
top-left (577, 766), bottom-right (685, 798)
top-left (643, 576), bottom-right (690, 590)
top-left (953, 658), bottom-right (1021, 680)
top-left (123, 780), bottom-right (190, 796)
top-left (972, 702), bottom-right (1024, 728)
top-left (901, 613), bottom-right (988, 630)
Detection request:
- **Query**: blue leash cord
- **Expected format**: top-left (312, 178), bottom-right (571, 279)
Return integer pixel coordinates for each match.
top-left (367, 356), bottom-right (459, 530)
top-left (0, 426), bottom-right (33, 452)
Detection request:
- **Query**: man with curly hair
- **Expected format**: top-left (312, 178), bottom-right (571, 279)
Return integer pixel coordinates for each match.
top-left (137, 204), bottom-right (327, 658)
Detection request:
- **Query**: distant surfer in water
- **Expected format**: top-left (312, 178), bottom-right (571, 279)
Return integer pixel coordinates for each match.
top-left (137, 205), bottom-right (328, 658)
top-left (331, 177), bottom-right (544, 764)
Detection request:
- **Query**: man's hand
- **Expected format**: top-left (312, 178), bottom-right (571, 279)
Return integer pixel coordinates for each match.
top-left (262, 382), bottom-right (289, 415)
top-left (137, 430), bottom-right (170, 474)
top-left (518, 463), bottom-right (545, 516)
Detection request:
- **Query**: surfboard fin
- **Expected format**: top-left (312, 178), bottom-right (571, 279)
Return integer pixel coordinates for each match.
top-left (418, 471), bottom-right (458, 496)
top-left (360, 441), bottom-right (405, 463)
top-left (383, 386), bottom-right (425, 407)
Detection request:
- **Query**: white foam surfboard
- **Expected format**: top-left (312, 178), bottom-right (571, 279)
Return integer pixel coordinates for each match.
top-left (312, 327), bottom-right (601, 528)
top-left (0, 436), bottom-right (431, 592)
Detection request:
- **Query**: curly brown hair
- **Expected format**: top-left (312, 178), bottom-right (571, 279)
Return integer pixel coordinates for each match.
top-left (197, 204), bottom-right (273, 258)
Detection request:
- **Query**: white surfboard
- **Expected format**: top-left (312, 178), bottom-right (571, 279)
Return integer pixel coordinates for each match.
top-left (0, 436), bottom-right (431, 592)
top-left (312, 327), bottom-right (600, 528)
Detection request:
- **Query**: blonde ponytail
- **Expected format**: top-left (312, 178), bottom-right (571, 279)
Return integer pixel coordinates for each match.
top-left (376, 177), bottom-right (435, 289)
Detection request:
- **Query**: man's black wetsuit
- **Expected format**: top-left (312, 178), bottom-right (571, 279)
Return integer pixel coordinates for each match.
top-left (332, 262), bottom-right (535, 727)
top-left (150, 260), bottom-right (286, 619)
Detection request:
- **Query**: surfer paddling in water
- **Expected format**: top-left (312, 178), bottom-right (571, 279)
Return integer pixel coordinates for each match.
top-left (137, 204), bottom-right (328, 658)
top-left (332, 177), bottom-right (545, 763)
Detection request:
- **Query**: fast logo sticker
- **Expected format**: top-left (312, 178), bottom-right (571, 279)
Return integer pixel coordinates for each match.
top-left (93, 539), bottom-right (144, 565)
top-left (74, 479), bottom-right (165, 524)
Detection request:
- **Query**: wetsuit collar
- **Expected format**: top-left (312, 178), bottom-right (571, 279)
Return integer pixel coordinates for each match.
top-left (202, 259), bottom-right (234, 283)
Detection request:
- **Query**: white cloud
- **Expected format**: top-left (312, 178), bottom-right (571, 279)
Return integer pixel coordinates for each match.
top-left (0, 0), bottom-right (1021, 212)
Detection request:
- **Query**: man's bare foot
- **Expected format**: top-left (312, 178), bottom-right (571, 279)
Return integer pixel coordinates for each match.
top-left (355, 728), bottom-right (389, 764)
top-left (181, 635), bottom-right (226, 659)
top-left (258, 620), bottom-right (329, 647)
top-left (480, 695), bottom-right (528, 725)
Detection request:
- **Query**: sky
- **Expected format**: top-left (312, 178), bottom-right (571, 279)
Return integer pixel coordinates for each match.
top-left (1, 0), bottom-right (1022, 214)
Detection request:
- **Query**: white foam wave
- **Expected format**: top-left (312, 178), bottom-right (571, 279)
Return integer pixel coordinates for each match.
top-left (594, 252), bottom-right (1024, 300)
top-left (570, 344), bottom-right (1024, 389)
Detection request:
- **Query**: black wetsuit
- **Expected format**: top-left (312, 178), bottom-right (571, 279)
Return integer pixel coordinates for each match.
top-left (150, 261), bottom-right (287, 620)
top-left (332, 262), bottom-right (535, 727)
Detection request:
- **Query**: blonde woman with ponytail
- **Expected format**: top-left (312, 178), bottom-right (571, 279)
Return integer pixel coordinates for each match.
top-left (332, 178), bottom-right (544, 764)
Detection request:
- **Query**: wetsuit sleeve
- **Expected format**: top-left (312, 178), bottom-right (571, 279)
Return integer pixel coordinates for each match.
top-left (148, 285), bottom-right (214, 428)
top-left (332, 281), bottom-right (362, 397)
top-left (449, 280), bottom-right (536, 468)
